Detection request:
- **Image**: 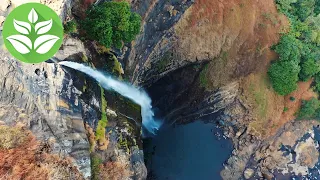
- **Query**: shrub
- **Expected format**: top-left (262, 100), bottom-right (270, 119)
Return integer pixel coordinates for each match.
top-left (0, 126), bottom-right (27, 149)
top-left (284, 107), bottom-right (289, 112)
top-left (298, 97), bottom-right (320, 119)
top-left (64, 20), bottom-right (77, 34)
top-left (81, 1), bottom-right (141, 49)
top-left (290, 96), bottom-right (296, 101)
top-left (268, 60), bottom-right (300, 95)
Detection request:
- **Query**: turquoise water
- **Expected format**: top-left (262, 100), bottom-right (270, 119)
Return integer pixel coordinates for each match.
top-left (144, 121), bottom-right (233, 180)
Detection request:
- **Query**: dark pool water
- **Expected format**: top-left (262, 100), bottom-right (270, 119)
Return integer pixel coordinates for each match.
top-left (144, 121), bottom-right (233, 180)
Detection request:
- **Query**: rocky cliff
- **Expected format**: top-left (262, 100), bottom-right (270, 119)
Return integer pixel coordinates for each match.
top-left (1, 0), bottom-right (319, 179)
top-left (0, 0), bottom-right (146, 179)
top-left (123, 0), bottom-right (320, 179)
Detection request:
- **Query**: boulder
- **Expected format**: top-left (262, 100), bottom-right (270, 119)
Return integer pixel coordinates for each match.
top-left (244, 168), bottom-right (254, 179)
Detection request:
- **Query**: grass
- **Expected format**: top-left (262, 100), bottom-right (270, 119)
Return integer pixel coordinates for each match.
top-left (249, 82), bottom-right (268, 119)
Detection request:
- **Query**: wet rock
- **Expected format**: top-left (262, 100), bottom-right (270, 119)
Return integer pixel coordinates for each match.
top-left (244, 168), bottom-right (254, 179)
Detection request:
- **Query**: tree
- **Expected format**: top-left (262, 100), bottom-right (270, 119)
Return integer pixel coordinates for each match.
top-left (298, 98), bottom-right (320, 119)
top-left (82, 2), bottom-right (141, 49)
top-left (293, 0), bottom-right (315, 21)
top-left (315, 0), bottom-right (320, 15)
top-left (275, 0), bottom-right (296, 14)
top-left (274, 34), bottom-right (303, 63)
top-left (299, 58), bottom-right (320, 81)
top-left (268, 60), bottom-right (300, 95)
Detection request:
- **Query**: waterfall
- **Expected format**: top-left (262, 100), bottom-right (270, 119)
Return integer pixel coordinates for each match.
top-left (59, 61), bottom-right (161, 136)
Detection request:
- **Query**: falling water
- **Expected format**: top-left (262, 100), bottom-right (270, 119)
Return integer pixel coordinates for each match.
top-left (59, 61), bottom-right (161, 136)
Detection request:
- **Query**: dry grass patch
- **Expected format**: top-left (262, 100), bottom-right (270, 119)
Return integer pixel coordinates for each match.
top-left (0, 126), bottom-right (28, 149)
top-left (0, 125), bottom-right (83, 180)
top-left (240, 73), bottom-right (284, 138)
top-left (98, 161), bottom-right (132, 180)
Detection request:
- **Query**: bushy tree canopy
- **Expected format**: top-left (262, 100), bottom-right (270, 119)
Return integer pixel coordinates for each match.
top-left (268, 60), bottom-right (300, 95)
top-left (299, 58), bottom-right (320, 81)
top-left (274, 34), bottom-right (303, 62)
top-left (82, 2), bottom-right (141, 49)
top-left (293, 0), bottom-right (315, 21)
top-left (298, 98), bottom-right (320, 119)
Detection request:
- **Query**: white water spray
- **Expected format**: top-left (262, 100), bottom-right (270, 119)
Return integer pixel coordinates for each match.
top-left (59, 61), bottom-right (161, 136)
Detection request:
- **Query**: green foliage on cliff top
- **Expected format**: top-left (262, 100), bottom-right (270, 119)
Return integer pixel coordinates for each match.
top-left (268, 60), bottom-right (300, 95)
top-left (298, 97), bottom-right (320, 119)
top-left (269, 0), bottom-right (320, 95)
top-left (81, 1), bottom-right (141, 49)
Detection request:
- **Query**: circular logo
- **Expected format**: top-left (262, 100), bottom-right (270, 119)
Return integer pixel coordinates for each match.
top-left (2, 3), bottom-right (63, 63)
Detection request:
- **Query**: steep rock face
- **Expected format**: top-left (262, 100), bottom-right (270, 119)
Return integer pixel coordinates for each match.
top-left (122, 0), bottom-right (320, 179)
top-left (0, 47), bottom-right (91, 178)
top-left (0, 1), bottom-right (92, 178)
top-left (0, 0), bottom-right (148, 178)
top-left (123, 0), bottom-right (287, 126)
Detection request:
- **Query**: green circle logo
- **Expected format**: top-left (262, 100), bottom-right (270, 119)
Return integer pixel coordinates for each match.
top-left (2, 3), bottom-right (63, 63)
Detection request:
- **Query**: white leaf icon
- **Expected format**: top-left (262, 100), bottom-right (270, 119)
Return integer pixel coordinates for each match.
top-left (13, 19), bottom-right (31, 35)
top-left (28, 8), bottom-right (38, 23)
top-left (35, 19), bottom-right (52, 35)
top-left (34, 35), bottom-right (60, 54)
top-left (6, 35), bottom-right (32, 54)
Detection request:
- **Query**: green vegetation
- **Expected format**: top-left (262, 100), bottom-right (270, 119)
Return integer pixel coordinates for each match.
top-left (81, 1), bottom-right (141, 49)
top-left (199, 64), bottom-right (209, 88)
top-left (96, 87), bottom-right (108, 142)
top-left (269, 0), bottom-right (320, 95)
top-left (248, 80), bottom-right (268, 119)
top-left (298, 97), bottom-right (320, 119)
top-left (284, 107), bottom-right (289, 112)
top-left (290, 96), bottom-right (296, 101)
top-left (268, 60), bottom-right (300, 95)
top-left (64, 20), bottom-right (77, 34)
top-left (91, 154), bottom-right (103, 180)
top-left (118, 133), bottom-right (129, 153)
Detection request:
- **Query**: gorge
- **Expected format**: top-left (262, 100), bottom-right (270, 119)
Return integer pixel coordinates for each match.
top-left (0, 0), bottom-right (320, 179)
